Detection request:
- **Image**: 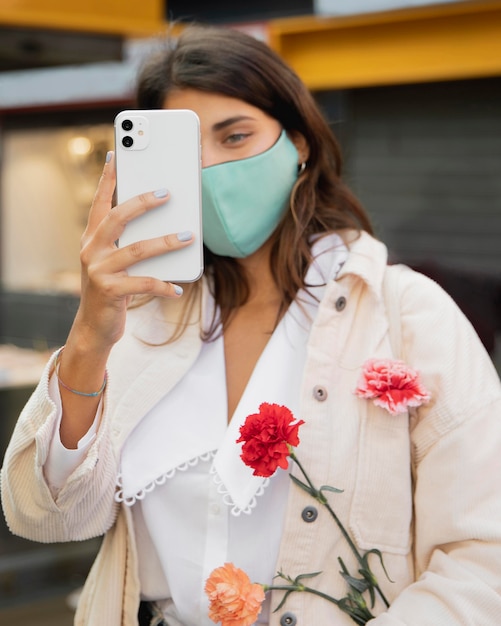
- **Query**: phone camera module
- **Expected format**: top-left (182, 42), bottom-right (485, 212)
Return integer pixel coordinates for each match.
top-left (121, 119), bottom-right (133, 131)
top-left (122, 136), bottom-right (134, 148)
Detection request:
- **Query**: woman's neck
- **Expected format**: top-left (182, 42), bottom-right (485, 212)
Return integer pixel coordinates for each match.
top-left (224, 239), bottom-right (282, 420)
top-left (236, 239), bottom-right (279, 305)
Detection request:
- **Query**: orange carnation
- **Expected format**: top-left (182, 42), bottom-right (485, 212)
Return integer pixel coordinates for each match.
top-left (205, 562), bottom-right (265, 626)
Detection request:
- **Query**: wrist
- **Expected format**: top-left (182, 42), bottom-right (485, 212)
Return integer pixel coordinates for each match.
top-left (57, 332), bottom-right (111, 393)
top-left (55, 347), bottom-right (107, 398)
top-left (68, 309), bottom-right (120, 356)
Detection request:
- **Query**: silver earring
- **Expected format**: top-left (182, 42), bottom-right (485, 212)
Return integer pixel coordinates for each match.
top-left (298, 162), bottom-right (306, 174)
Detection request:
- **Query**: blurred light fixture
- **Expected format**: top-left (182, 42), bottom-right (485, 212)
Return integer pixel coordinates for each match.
top-left (67, 135), bottom-right (93, 157)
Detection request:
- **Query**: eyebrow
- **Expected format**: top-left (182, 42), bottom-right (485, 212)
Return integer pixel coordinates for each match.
top-left (212, 115), bottom-right (256, 132)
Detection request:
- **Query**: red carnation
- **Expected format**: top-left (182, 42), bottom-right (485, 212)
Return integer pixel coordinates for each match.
top-left (236, 403), bottom-right (304, 478)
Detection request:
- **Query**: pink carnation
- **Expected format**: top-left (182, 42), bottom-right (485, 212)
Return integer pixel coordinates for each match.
top-left (355, 358), bottom-right (430, 415)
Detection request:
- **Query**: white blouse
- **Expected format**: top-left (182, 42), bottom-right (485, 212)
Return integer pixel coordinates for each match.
top-left (44, 234), bottom-right (348, 626)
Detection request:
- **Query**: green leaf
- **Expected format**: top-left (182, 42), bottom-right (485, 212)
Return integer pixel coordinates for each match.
top-left (338, 557), bottom-right (349, 575)
top-left (289, 473), bottom-right (316, 497)
top-left (355, 568), bottom-right (375, 607)
top-left (273, 590), bottom-right (294, 612)
top-left (340, 572), bottom-right (370, 594)
top-left (294, 571), bottom-right (322, 583)
top-left (320, 484), bottom-right (344, 494)
top-left (362, 549), bottom-right (395, 583)
top-left (275, 571), bottom-right (294, 585)
top-left (338, 597), bottom-right (373, 625)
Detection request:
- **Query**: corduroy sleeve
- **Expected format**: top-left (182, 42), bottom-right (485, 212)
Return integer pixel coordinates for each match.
top-left (371, 269), bottom-right (501, 625)
top-left (1, 350), bottom-right (119, 543)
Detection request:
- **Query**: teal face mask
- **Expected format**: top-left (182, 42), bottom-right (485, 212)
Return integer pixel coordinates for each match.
top-left (202, 130), bottom-right (299, 258)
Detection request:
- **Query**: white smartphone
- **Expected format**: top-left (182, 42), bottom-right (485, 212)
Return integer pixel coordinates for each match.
top-left (114, 109), bottom-right (203, 282)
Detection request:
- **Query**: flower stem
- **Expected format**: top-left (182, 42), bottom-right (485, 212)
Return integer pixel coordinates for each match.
top-left (289, 451), bottom-right (317, 493)
top-left (265, 583), bottom-right (372, 625)
top-left (290, 452), bottom-right (362, 563)
top-left (302, 585), bottom-right (342, 606)
top-left (264, 583), bottom-right (341, 606)
top-left (289, 451), bottom-right (390, 609)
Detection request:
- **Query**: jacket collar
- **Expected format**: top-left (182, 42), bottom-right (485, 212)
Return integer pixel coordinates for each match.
top-left (337, 230), bottom-right (388, 299)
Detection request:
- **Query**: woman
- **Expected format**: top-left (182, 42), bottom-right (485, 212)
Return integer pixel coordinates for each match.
top-left (2, 25), bottom-right (501, 626)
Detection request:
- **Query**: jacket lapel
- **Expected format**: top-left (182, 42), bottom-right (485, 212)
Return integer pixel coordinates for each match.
top-left (106, 290), bottom-right (204, 451)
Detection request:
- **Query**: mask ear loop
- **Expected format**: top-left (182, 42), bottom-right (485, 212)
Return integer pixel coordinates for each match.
top-left (298, 162), bottom-right (307, 174)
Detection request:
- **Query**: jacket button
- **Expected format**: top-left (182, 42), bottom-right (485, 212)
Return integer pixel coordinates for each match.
top-left (313, 385), bottom-right (327, 401)
top-left (335, 296), bottom-right (347, 311)
top-left (280, 612), bottom-right (297, 626)
top-left (301, 505), bottom-right (318, 522)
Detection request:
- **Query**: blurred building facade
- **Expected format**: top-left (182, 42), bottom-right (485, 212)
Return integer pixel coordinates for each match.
top-left (0, 0), bottom-right (500, 613)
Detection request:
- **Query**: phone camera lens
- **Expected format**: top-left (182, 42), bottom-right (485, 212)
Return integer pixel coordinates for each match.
top-left (122, 136), bottom-right (133, 148)
top-left (121, 119), bottom-right (133, 131)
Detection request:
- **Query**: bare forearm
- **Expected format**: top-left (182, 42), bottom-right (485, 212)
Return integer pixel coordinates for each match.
top-left (56, 328), bottom-right (111, 449)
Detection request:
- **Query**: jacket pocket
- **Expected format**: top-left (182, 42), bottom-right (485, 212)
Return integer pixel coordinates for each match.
top-left (349, 407), bottom-right (413, 555)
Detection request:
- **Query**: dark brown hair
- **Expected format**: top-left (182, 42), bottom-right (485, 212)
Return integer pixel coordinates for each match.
top-left (135, 24), bottom-right (373, 339)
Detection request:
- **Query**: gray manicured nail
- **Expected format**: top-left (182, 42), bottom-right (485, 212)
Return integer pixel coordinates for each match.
top-left (105, 151), bottom-right (113, 163)
top-left (174, 284), bottom-right (184, 296)
top-left (153, 188), bottom-right (169, 198)
top-left (177, 231), bottom-right (193, 242)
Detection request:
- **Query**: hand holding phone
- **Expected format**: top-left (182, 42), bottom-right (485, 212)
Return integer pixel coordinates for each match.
top-left (114, 109), bottom-right (203, 282)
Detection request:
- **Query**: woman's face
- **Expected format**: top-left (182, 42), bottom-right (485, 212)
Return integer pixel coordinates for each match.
top-left (164, 89), bottom-right (283, 168)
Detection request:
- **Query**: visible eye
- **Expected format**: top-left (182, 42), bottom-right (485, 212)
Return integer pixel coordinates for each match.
top-left (223, 132), bottom-right (251, 145)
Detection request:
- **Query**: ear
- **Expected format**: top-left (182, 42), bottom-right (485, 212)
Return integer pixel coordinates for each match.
top-left (287, 130), bottom-right (310, 165)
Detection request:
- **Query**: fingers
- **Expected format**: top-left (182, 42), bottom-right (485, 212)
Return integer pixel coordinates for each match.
top-left (83, 152), bottom-right (177, 248)
top-left (85, 151), bottom-right (116, 235)
top-left (80, 152), bottom-right (195, 302)
top-left (102, 231), bottom-right (195, 275)
top-left (82, 230), bottom-right (194, 300)
top-left (92, 189), bottom-right (176, 251)
top-left (84, 153), bottom-right (172, 241)
top-left (93, 273), bottom-right (185, 300)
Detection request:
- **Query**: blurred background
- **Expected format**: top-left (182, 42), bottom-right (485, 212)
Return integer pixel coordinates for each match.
top-left (0, 1), bottom-right (500, 623)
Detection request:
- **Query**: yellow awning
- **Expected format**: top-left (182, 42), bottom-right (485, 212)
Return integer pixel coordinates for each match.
top-left (267, 0), bottom-right (501, 89)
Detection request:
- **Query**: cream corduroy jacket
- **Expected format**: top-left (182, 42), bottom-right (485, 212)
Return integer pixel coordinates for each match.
top-left (2, 231), bottom-right (501, 626)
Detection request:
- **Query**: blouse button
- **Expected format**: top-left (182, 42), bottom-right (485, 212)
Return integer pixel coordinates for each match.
top-left (313, 385), bottom-right (328, 401)
top-left (301, 506), bottom-right (318, 523)
top-left (280, 612), bottom-right (297, 626)
top-left (335, 296), bottom-right (347, 311)
top-left (210, 503), bottom-right (221, 516)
